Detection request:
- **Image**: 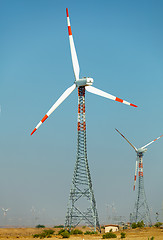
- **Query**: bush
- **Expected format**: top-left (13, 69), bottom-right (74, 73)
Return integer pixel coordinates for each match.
top-left (137, 221), bottom-right (144, 228)
top-left (154, 222), bottom-right (162, 228)
top-left (84, 231), bottom-right (97, 235)
top-left (33, 229), bottom-right (54, 239)
top-left (121, 232), bottom-right (126, 238)
top-left (33, 234), bottom-right (40, 238)
top-left (70, 229), bottom-right (83, 235)
top-left (54, 225), bottom-right (64, 228)
top-left (39, 232), bottom-right (50, 239)
top-left (35, 224), bottom-right (45, 228)
top-left (61, 231), bottom-right (70, 238)
top-left (58, 229), bottom-right (66, 235)
top-left (102, 232), bottom-right (117, 238)
top-left (131, 222), bottom-right (137, 229)
top-left (43, 229), bottom-right (54, 235)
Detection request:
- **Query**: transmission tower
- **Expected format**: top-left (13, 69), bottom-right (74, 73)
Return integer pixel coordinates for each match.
top-left (131, 152), bottom-right (152, 225)
top-left (65, 87), bottom-right (101, 232)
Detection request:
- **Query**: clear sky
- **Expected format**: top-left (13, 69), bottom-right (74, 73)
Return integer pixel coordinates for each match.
top-left (0, 0), bottom-right (163, 226)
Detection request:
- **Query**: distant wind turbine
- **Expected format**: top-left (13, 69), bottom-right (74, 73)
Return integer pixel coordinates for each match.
top-left (2, 208), bottom-right (9, 216)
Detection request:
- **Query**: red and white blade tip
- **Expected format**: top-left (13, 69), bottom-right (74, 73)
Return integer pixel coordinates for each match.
top-left (66, 8), bottom-right (69, 17)
top-left (31, 128), bottom-right (36, 135)
top-left (114, 97), bottom-right (137, 107)
top-left (31, 114), bottom-right (48, 135)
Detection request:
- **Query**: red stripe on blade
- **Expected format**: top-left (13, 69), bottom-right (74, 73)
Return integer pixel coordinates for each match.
top-left (115, 97), bottom-right (123, 103)
top-left (66, 8), bottom-right (69, 17)
top-left (130, 103), bottom-right (138, 107)
top-left (133, 186), bottom-right (135, 191)
top-left (41, 114), bottom-right (48, 123)
top-left (31, 128), bottom-right (37, 135)
top-left (68, 26), bottom-right (72, 35)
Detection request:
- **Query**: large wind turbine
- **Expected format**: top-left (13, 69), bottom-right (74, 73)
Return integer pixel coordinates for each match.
top-left (115, 128), bottom-right (163, 225)
top-left (31, 10), bottom-right (137, 136)
top-left (31, 8), bottom-right (137, 231)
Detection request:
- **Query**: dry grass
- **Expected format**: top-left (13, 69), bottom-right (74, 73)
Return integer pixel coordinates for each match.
top-left (0, 227), bottom-right (162, 240)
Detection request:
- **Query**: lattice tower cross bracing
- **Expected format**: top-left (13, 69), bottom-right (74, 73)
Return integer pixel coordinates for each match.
top-left (131, 152), bottom-right (152, 225)
top-left (65, 86), bottom-right (101, 232)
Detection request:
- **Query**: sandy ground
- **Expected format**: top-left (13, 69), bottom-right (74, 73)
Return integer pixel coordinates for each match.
top-left (0, 227), bottom-right (162, 240)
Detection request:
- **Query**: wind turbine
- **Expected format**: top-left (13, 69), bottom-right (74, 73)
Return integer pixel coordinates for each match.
top-left (31, 9), bottom-right (137, 136)
top-left (115, 128), bottom-right (163, 225)
top-left (2, 208), bottom-right (9, 216)
top-left (31, 8), bottom-right (137, 231)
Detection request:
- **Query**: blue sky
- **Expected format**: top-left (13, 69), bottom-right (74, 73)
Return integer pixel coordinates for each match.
top-left (0, 0), bottom-right (163, 226)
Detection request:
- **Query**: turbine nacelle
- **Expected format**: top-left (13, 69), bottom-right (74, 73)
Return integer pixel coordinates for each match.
top-left (137, 148), bottom-right (147, 154)
top-left (75, 77), bottom-right (94, 87)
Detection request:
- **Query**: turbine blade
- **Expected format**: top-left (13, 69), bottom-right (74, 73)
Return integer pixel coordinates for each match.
top-left (66, 8), bottom-right (80, 80)
top-left (31, 84), bottom-right (76, 135)
top-left (133, 157), bottom-right (138, 191)
top-left (115, 128), bottom-right (138, 152)
top-left (85, 86), bottom-right (137, 107)
top-left (141, 134), bottom-right (163, 149)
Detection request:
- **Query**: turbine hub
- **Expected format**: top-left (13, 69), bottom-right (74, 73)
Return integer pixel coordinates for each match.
top-left (75, 77), bottom-right (94, 87)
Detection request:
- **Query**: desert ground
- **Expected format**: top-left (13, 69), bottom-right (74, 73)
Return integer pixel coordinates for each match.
top-left (0, 227), bottom-right (162, 240)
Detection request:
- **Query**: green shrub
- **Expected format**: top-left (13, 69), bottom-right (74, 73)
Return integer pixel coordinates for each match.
top-left (154, 222), bottom-right (162, 228)
top-left (33, 234), bottom-right (40, 238)
top-left (102, 232), bottom-right (117, 238)
top-left (148, 237), bottom-right (154, 240)
top-left (35, 224), bottom-right (45, 228)
top-left (58, 229), bottom-right (66, 235)
top-left (137, 221), bottom-right (144, 228)
top-left (33, 229), bottom-right (54, 239)
top-left (61, 231), bottom-right (70, 238)
top-left (84, 230), bottom-right (97, 235)
top-left (70, 229), bottom-right (83, 235)
top-left (39, 232), bottom-right (49, 239)
top-left (131, 222), bottom-right (137, 229)
top-left (121, 232), bottom-right (126, 238)
top-left (54, 225), bottom-right (64, 228)
top-left (43, 229), bottom-right (54, 235)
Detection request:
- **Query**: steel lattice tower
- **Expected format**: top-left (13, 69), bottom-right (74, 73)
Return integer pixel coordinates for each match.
top-left (65, 86), bottom-right (101, 232)
top-left (131, 152), bottom-right (152, 225)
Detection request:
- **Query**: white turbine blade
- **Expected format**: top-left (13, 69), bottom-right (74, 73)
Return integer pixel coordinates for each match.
top-left (133, 158), bottom-right (138, 191)
top-left (66, 8), bottom-right (80, 80)
top-left (31, 84), bottom-right (76, 135)
top-left (85, 86), bottom-right (137, 107)
top-left (141, 134), bottom-right (163, 149)
top-left (115, 128), bottom-right (138, 152)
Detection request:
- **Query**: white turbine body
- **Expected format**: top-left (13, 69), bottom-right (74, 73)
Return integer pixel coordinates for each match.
top-left (31, 8), bottom-right (137, 136)
top-left (2, 208), bottom-right (9, 216)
